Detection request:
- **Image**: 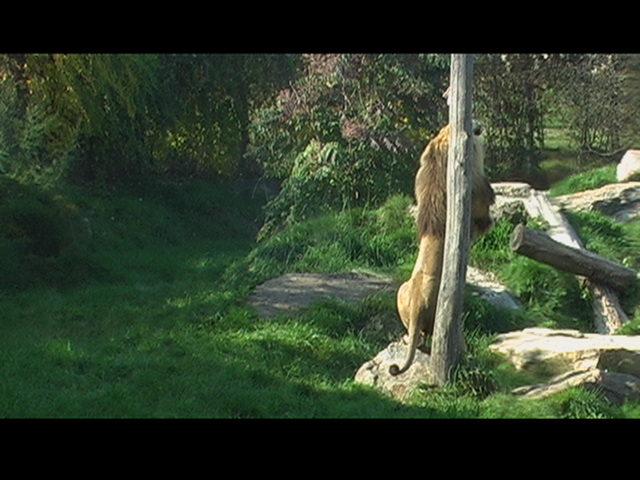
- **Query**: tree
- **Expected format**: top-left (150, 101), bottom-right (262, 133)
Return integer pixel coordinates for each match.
top-left (58, 54), bottom-right (164, 182)
top-left (0, 54), bottom-right (166, 183)
top-left (0, 54), bottom-right (299, 185)
top-left (474, 54), bottom-right (547, 183)
top-left (154, 54), bottom-right (297, 178)
top-left (546, 54), bottom-right (629, 162)
top-left (0, 53), bottom-right (88, 184)
top-left (249, 53), bottom-right (451, 236)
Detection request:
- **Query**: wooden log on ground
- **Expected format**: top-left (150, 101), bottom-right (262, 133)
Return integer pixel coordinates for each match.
top-left (510, 224), bottom-right (638, 292)
top-left (509, 189), bottom-right (630, 334)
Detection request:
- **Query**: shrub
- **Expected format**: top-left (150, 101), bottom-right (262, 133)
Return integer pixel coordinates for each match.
top-left (0, 177), bottom-right (95, 289)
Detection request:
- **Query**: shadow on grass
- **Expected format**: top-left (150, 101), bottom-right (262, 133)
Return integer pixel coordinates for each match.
top-left (0, 274), bottom-right (438, 418)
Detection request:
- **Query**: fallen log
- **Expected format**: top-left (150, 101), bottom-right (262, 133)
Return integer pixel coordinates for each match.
top-left (494, 186), bottom-right (630, 333)
top-left (510, 224), bottom-right (638, 292)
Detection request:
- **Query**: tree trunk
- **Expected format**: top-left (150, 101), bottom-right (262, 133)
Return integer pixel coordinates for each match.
top-left (430, 54), bottom-right (474, 386)
top-left (510, 224), bottom-right (638, 292)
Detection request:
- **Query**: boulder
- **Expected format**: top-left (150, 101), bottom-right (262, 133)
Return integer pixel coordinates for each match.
top-left (617, 150), bottom-right (640, 182)
top-left (555, 181), bottom-right (640, 223)
top-left (467, 266), bottom-right (521, 311)
top-left (354, 340), bottom-right (434, 401)
top-left (489, 328), bottom-right (640, 404)
top-left (249, 269), bottom-right (519, 319)
top-left (512, 369), bottom-right (640, 405)
top-left (492, 182), bottom-right (534, 198)
top-left (248, 271), bottom-right (394, 319)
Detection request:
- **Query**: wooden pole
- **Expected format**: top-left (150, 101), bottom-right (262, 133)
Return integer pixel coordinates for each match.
top-left (430, 54), bottom-right (474, 386)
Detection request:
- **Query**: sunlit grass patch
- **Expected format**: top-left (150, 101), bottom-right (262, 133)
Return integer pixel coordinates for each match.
top-left (549, 164), bottom-right (617, 196)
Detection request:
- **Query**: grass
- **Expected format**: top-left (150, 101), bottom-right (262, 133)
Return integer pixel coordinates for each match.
top-left (540, 124), bottom-right (620, 191)
top-left (237, 193), bottom-right (418, 286)
top-left (549, 164), bottom-right (618, 196)
top-left (470, 217), bottom-right (595, 332)
top-left (1, 169), bottom-right (638, 418)
top-left (0, 179), bottom-right (427, 418)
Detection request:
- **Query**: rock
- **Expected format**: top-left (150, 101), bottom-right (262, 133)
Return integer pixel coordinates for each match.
top-left (489, 328), bottom-right (640, 404)
top-left (490, 327), bottom-right (640, 372)
top-left (354, 340), bottom-right (434, 401)
top-left (617, 150), bottom-right (640, 182)
top-left (249, 268), bottom-right (519, 319)
top-left (467, 266), bottom-right (521, 311)
top-left (490, 197), bottom-right (529, 226)
top-left (512, 369), bottom-right (640, 405)
top-left (555, 182), bottom-right (640, 223)
top-left (492, 182), bottom-right (534, 198)
top-left (248, 271), bottom-right (394, 319)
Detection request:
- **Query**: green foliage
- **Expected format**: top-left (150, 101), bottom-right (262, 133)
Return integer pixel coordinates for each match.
top-left (463, 289), bottom-right (531, 334)
top-left (0, 54), bottom-right (164, 184)
top-left (548, 387), bottom-right (615, 419)
top-left (0, 177), bottom-right (96, 289)
top-left (150, 54), bottom-right (297, 179)
top-left (470, 217), bottom-right (520, 272)
top-left (243, 194), bottom-right (415, 286)
top-left (57, 54), bottom-right (164, 182)
top-left (0, 54), bottom-right (299, 186)
top-left (501, 256), bottom-right (592, 330)
top-left (250, 54), bottom-right (450, 234)
top-left (449, 349), bottom-right (499, 400)
top-left (616, 318), bottom-right (640, 335)
top-left (0, 173), bottom-right (264, 291)
top-left (258, 140), bottom-right (348, 233)
top-left (565, 210), bottom-right (632, 263)
top-left (0, 62), bottom-right (78, 185)
top-left (475, 54), bottom-right (547, 185)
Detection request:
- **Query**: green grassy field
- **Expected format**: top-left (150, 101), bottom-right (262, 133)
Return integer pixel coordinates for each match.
top-left (1, 170), bottom-right (639, 418)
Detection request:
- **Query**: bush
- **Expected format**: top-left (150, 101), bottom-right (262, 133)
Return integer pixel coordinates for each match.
top-left (250, 54), bottom-right (450, 236)
top-left (0, 177), bottom-right (95, 289)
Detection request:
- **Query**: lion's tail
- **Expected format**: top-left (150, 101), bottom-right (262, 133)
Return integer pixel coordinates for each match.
top-left (389, 322), bottom-right (421, 376)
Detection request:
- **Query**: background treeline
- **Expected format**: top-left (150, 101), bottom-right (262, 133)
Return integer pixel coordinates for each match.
top-left (2, 53), bottom-right (640, 233)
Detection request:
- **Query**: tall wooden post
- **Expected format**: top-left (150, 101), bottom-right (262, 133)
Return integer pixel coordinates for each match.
top-left (430, 54), bottom-right (475, 386)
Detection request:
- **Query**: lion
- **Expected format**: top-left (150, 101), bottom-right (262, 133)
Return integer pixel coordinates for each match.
top-left (389, 122), bottom-right (495, 376)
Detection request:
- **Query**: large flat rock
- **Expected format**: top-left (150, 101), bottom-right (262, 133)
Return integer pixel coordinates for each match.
top-left (248, 271), bottom-right (394, 319)
top-left (490, 327), bottom-right (640, 373)
top-left (490, 328), bottom-right (640, 403)
top-left (249, 268), bottom-right (519, 319)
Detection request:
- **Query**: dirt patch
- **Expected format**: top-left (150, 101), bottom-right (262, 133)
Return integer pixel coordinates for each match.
top-left (248, 271), bottom-right (395, 319)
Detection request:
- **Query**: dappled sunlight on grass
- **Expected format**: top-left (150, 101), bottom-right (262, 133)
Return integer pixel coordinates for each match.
top-left (1, 176), bottom-right (638, 418)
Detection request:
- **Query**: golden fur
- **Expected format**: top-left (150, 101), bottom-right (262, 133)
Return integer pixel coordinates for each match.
top-left (389, 124), bottom-right (495, 376)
